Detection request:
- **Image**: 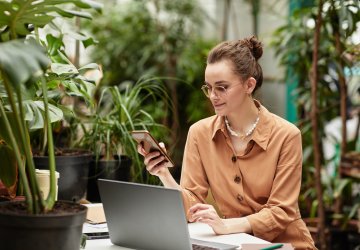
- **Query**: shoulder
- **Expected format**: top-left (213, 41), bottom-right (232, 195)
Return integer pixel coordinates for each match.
top-left (188, 115), bottom-right (220, 138)
top-left (267, 111), bottom-right (300, 139)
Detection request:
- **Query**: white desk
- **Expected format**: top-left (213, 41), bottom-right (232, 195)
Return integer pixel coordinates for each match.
top-left (83, 222), bottom-right (269, 250)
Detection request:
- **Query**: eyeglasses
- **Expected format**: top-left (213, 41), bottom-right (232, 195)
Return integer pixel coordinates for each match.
top-left (201, 83), bottom-right (243, 98)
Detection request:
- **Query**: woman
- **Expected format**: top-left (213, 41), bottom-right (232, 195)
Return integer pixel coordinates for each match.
top-left (138, 36), bottom-right (316, 249)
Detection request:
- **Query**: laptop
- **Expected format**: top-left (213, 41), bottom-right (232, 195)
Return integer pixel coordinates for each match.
top-left (97, 179), bottom-right (238, 250)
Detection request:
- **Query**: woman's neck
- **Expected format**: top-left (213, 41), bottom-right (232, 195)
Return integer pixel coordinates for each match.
top-left (226, 98), bottom-right (259, 133)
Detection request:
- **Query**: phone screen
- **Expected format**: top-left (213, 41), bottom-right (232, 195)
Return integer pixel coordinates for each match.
top-left (131, 130), bottom-right (174, 168)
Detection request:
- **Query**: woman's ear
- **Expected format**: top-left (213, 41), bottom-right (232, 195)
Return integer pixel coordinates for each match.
top-left (246, 77), bottom-right (257, 94)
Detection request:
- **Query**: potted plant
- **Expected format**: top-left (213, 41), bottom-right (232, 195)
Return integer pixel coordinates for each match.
top-left (80, 79), bottom-right (172, 202)
top-left (0, 0), bottom-right (102, 202)
top-left (0, 1), bottom-right (101, 249)
top-left (31, 45), bottom-right (99, 202)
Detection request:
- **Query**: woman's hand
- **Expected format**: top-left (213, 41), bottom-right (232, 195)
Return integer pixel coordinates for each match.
top-left (189, 203), bottom-right (252, 235)
top-left (188, 203), bottom-right (228, 235)
top-left (137, 142), bottom-right (170, 177)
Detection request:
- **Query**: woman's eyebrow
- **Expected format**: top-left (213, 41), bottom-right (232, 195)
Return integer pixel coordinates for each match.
top-left (204, 80), bottom-right (230, 85)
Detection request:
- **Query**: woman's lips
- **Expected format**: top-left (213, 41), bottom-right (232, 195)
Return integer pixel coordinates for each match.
top-left (213, 103), bottom-right (225, 109)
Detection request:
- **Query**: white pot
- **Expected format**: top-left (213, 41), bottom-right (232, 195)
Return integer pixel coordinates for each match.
top-left (35, 169), bottom-right (60, 200)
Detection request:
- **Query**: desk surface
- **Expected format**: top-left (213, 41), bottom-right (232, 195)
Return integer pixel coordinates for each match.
top-left (83, 222), bottom-right (269, 250)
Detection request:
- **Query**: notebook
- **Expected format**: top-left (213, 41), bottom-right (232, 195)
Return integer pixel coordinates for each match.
top-left (97, 179), bottom-right (238, 250)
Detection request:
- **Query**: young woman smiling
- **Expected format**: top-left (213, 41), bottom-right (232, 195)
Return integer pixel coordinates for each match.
top-left (138, 36), bottom-right (316, 250)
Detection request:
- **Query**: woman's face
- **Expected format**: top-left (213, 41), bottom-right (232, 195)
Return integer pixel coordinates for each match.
top-left (204, 60), bottom-right (248, 116)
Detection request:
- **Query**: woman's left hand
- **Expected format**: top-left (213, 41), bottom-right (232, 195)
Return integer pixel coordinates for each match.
top-left (188, 203), bottom-right (228, 235)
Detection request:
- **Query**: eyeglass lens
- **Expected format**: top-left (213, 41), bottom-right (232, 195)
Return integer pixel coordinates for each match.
top-left (201, 85), bottom-right (227, 98)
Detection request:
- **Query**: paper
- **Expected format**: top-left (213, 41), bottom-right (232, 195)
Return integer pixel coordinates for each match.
top-left (84, 203), bottom-right (106, 224)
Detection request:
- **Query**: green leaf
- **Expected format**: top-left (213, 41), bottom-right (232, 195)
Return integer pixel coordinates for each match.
top-left (25, 101), bottom-right (44, 130)
top-left (333, 178), bottom-right (351, 198)
top-left (0, 0), bottom-right (102, 39)
top-left (0, 144), bottom-right (17, 189)
top-left (46, 34), bottom-right (63, 56)
top-left (55, 9), bottom-right (92, 19)
top-left (51, 63), bottom-right (78, 75)
top-left (33, 101), bottom-right (64, 123)
top-left (0, 111), bottom-right (26, 154)
top-left (0, 39), bottom-right (50, 89)
top-left (78, 63), bottom-right (99, 73)
top-left (82, 37), bottom-right (98, 48)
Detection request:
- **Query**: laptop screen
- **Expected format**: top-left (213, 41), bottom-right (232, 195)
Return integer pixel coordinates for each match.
top-left (98, 179), bottom-right (193, 250)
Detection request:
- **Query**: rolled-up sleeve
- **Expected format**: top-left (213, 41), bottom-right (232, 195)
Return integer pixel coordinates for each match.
top-left (180, 125), bottom-right (210, 219)
top-left (246, 131), bottom-right (302, 241)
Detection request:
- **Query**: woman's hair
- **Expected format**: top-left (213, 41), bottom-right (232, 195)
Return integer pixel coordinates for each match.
top-left (207, 35), bottom-right (263, 93)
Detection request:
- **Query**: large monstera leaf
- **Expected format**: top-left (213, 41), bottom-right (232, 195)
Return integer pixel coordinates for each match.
top-left (0, 39), bottom-right (50, 90)
top-left (0, 0), bottom-right (102, 40)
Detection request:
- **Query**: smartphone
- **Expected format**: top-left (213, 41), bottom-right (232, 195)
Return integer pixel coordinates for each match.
top-left (131, 130), bottom-right (174, 168)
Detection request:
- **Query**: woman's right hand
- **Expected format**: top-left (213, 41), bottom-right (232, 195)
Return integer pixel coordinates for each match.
top-left (137, 142), bottom-right (170, 177)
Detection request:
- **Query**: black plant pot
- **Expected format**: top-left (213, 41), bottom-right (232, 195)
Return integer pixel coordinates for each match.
top-left (34, 149), bottom-right (93, 202)
top-left (0, 201), bottom-right (87, 250)
top-left (87, 155), bottom-right (131, 202)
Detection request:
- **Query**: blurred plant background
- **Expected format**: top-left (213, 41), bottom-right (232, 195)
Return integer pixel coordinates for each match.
top-left (83, 0), bottom-right (216, 179)
top-left (271, 0), bottom-right (359, 249)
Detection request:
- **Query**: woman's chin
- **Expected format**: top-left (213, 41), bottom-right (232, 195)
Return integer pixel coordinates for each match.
top-left (214, 109), bottom-right (226, 116)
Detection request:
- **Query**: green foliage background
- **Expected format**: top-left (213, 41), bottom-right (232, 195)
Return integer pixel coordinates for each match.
top-left (84, 0), bottom-right (216, 173)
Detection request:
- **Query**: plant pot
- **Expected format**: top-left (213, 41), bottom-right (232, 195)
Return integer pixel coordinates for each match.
top-left (0, 201), bottom-right (87, 250)
top-left (33, 149), bottom-right (92, 202)
top-left (86, 155), bottom-right (131, 202)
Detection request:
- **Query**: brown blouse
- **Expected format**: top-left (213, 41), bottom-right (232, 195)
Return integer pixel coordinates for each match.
top-left (180, 101), bottom-right (316, 250)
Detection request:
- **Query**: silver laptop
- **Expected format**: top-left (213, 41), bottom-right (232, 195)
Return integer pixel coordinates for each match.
top-left (97, 179), bottom-right (238, 250)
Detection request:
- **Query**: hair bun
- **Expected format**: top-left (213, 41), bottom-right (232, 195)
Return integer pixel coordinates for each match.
top-left (243, 36), bottom-right (263, 61)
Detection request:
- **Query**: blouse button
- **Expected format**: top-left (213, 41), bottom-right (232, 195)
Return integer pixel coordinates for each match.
top-left (231, 156), bottom-right (237, 162)
top-left (237, 194), bottom-right (243, 202)
top-left (234, 176), bottom-right (241, 184)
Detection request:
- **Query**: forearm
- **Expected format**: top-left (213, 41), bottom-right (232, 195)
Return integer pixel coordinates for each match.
top-left (220, 217), bottom-right (252, 235)
top-left (159, 169), bottom-right (181, 190)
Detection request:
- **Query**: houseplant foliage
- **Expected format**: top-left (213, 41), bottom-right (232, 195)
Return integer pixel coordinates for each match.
top-left (271, 0), bottom-right (359, 248)
top-left (85, 0), bottom-right (216, 169)
top-left (80, 78), bottom-right (172, 185)
top-left (0, 0), bottom-right (102, 203)
top-left (0, 1), bottom-right (101, 249)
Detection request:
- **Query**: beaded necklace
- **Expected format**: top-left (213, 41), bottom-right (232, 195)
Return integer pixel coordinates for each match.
top-left (224, 116), bottom-right (259, 139)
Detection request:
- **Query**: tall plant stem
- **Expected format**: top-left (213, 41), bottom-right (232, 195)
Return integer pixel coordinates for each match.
top-left (41, 77), bottom-right (56, 210)
top-left (1, 78), bottom-right (34, 212)
top-left (333, 9), bottom-right (347, 220)
top-left (16, 89), bottom-right (46, 212)
top-left (310, 0), bottom-right (327, 249)
top-left (334, 35), bottom-right (347, 158)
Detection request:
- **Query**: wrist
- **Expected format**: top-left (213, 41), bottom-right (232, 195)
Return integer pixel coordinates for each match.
top-left (158, 167), bottom-right (171, 180)
top-left (222, 217), bottom-right (252, 234)
top-left (158, 168), bottom-right (180, 189)
top-left (221, 219), bottom-right (231, 234)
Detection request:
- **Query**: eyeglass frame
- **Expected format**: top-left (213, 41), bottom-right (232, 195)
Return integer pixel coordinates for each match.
top-left (201, 81), bottom-right (244, 98)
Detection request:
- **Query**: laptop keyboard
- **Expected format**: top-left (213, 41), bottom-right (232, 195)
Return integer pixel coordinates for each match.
top-left (190, 238), bottom-right (238, 250)
top-left (192, 243), bottom-right (219, 250)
